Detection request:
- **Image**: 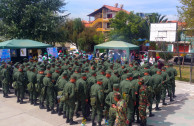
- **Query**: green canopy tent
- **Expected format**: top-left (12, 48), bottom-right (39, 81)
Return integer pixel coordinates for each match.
top-left (0, 39), bottom-right (53, 63)
top-left (0, 39), bottom-right (52, 49)
top-left (94, 41), bottom-right (139, 61)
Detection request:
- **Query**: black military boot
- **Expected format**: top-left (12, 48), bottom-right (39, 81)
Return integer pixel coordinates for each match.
top-left (39, 102), bottom-right (44, 109)
top-left (20, 98), bottom-right (24, 104)
top-left (46, 106), bottom-right (51, 112)
top-left (92, 120), bottom-right (96, 126)
top-left (136, 113), bottom-right (140, 123)
top-left (63, 112), bottom-right (66, 118)
top-left (155, 104), bottom-right (161, 111)
top-left (149, 111), bottom-right (155, 117)
top-left (3, 92), bottom-right (5, 97)
top-left (34, 100), bottom-right (37, 106)
top-left (170, 96), bottom-right (174, 102)
top-left (17, 97), bottom-right (20, 103)
top-left (30, 99), bottom-right (33, 105)
top-left (69, 118), bottom-right (78, 125)
top-left (4, 94), bottom-right (8, 98)
top-left (162, 99), bottom-right (167, 105)
top-left (58, 108), bottom-right (62, 116)
top-left (98, 122), bottom-right (102, 126)
top-left (76, 113), bottom-right (80, 118)
top-left (51, 107), bottom-right (55, 114)
top-left (66, 117), bottom-right (70, 123)
top-left (128, 122), bottom-right (132, 126)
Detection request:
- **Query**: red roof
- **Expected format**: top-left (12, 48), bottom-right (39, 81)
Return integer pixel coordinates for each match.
top-left (88, 5), bottom-right (130, 16)
top-left (167, 20), bottom-right (186, 26)
top-left (103, 5), bottom-right (130, 14)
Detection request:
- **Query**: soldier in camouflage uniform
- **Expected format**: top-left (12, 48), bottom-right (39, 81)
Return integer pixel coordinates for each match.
top-left (15, 66), bottom-right (26, 104)
top-left (63, 75), bottom-right (78, 125)
top-left (2, 64), bottom-right (10, 98)
top-left (90, 78), bottom-right (104, 126)
top-left (37, 68), bottom-right (45, 109)
top-left (114, 92), bottom-right (128, 126)
top-left (43, 71), bottom-right (55, 114)
top-left (75, 73), bottom-right (89, 120)
top-left (169, 63), bottom-right (177, 97)
top-left (152, 69), bottom-right (163, 110)
top-left (138, 78), bottom-right (148, 126)
top-left (105, 84), bottom-right (120, 126)
top-left (28, 67), bottom-right (37, 105)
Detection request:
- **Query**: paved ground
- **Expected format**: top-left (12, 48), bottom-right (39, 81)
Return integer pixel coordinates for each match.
top-left (0, 80), bottom-right (194, 126)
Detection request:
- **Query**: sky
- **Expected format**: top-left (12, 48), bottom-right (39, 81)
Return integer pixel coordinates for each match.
top-left (64, 0), bottom-right (182, 21)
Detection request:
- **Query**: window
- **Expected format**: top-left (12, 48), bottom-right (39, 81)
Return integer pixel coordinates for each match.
top-left (107, 14), bottom-right (112, 18)
top-left (107, 23), bottom-right (110, 28)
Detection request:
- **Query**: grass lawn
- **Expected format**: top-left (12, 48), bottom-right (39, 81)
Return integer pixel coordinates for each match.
top-left (174, 65), bottom-right (194, 83)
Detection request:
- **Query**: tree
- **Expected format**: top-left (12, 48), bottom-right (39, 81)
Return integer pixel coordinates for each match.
top-left (77, 27), bottom-right (104, 51)
top-left (109, 11), bottom-right (148, 43)
top-left (145, 13), bottom-right (168, 40)
top-left (63, 18), bottom-right (105, 52)
top-left (177, 0), bottom-right (194, 35)
top-left (0, 0), bottom-right (69, 44)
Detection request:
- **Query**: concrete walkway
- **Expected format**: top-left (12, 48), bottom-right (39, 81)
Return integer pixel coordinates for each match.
top-left (0, 80), bottom-right (194, 126)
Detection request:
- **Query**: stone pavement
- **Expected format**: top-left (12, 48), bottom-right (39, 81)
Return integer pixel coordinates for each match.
top-left (0, 80), bottom-right (194, 126)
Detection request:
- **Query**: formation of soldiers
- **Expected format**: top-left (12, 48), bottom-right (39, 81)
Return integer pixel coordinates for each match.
top-left (0, 54), bottom-right (177, 126)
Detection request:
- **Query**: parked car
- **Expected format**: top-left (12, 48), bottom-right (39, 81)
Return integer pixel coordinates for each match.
top-left (174, 54), bottom-right (194, 64)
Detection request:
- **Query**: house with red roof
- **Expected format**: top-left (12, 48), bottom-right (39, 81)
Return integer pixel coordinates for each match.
top-left (83, 3), bottom-right (130, 33)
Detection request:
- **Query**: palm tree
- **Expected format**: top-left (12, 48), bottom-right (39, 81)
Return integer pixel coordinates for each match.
top-left (145, 13), bottom-right (168, 39)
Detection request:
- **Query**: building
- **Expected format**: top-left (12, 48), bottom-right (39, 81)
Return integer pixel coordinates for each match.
top-left (83, 4), bottom-right (130, 33)
top-left (166, 20), bottom-right (194, 53)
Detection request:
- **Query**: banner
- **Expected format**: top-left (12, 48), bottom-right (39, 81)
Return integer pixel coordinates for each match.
top-left (11, 49), bottom-right (17, 57)
top-left (0, 49), bottom-right (11, 63)
top-left (20, 48), bottom-right (27, 56)
top-left (47, 47), bottom-right (58, 58)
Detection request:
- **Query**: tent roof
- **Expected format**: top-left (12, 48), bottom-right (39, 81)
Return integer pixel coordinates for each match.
top-left (94, 41), bottom-right (139, 50)
top-left (0, 39), bottom-right (53, 49)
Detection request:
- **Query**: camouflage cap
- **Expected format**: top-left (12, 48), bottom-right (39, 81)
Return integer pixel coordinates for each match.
top-left (40, 68), bottom-right (45, 71)
top-left (133, 73), bottom-right (140, 78)
top-left (161, 67), bottom-right (166, 70)
top-left (81, 73), bottom-right (87, 77)
top-left (106, 70), bottom-right (112, 74)
top-left (157, 69), bottom-right (161, 72)
top-left (84, 67), bottom-right (89, 71)
top-left (144, 64), bottom-right (150, 69)
top-left (47, 71), bottom-right (52, 75)
top-left (126, 73), bottom-right (133, 78)
top-left (55, 67), bottom-right (60, 71)
top-left (62, 71), bottom-right (68, 76)
top-left (144, 69), bottom-right (150, 73)
top-left (113, 84), bottom-right (119, 89)
top-left (46, 65), bottom-right (51, 69)
top-left (139, 78), bottom-right (144, 83)
top-left (30, 67), bottom-right (35, 71)
top-left (97, 77), bottom-right (103, 82)
top-left (90, 71), bottom-right (96, 75)
top-left (114, 70), bottom-right (118, 74)
top-left (71, 75), bottom-right (77, 79)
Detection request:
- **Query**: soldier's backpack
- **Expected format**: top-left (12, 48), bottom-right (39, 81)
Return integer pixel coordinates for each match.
top-left (12, 81), bottom-right (18, 89)
top-left (35, 83), bottom-right (40, 92)
top-left (122, 88), bottom-right (131, 104)
top-left (60, 92), bottom-right (69, 102)
top-left (27, 82), bottom-right (33, 91)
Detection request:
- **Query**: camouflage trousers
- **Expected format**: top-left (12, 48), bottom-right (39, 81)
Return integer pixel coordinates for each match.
top-left (139, 105), bottom-right (147, 124)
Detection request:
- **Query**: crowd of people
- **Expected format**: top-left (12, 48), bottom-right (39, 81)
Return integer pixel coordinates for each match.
top-left (0, 53), bottom-right (177, 126)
